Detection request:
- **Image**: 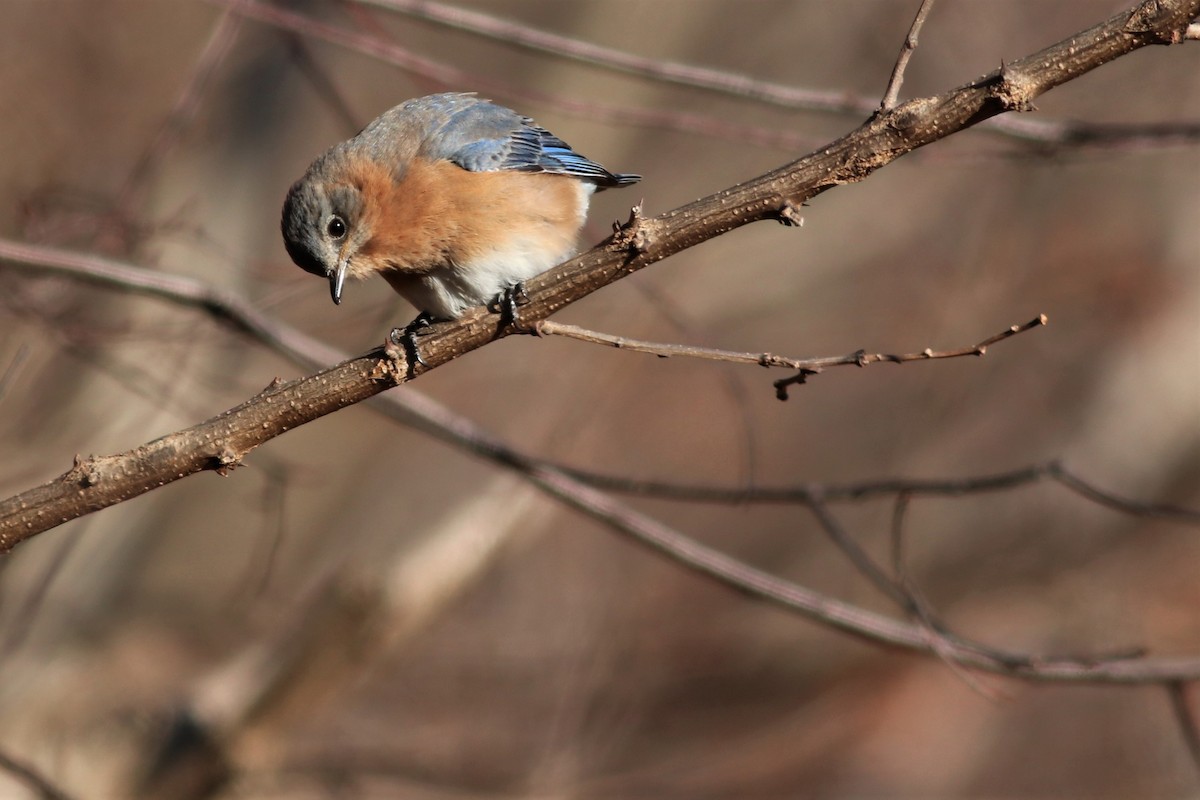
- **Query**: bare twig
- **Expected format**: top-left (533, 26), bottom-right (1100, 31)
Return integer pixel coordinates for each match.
top-left (881, 0), bottom-right (938, 110)
top-left (548, 459), bottom-right (1200, 525)
top-left (888, 492), bottom-right (1006, 698)
top-left (535, 315), bottom-right (1046, 396)
top-left (773, 315), bottom-right (1048, 399)
top-left (808, 497), bottom-right (911, 609)
top-left (523, 462), bottom-right (1200, 684)
top-left (1049, 463), bottom-right (1200, 523)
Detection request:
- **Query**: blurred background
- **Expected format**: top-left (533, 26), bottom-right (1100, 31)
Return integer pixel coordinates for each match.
top-left (1, 1), bottom-right (1199, 797)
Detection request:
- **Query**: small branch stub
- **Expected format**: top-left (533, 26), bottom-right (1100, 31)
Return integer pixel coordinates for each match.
top-left (777, 200), bottom-right (804, 227)
top-left (213, 447), bottom-right (243, 477)
top-left (611, 203), bottom-right (651, 253)
top-left (66, 455), bottom-right (102, 488)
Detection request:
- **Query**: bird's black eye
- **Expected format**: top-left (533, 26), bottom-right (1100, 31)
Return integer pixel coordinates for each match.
top-left (327, 216), bottom-right (347, 239)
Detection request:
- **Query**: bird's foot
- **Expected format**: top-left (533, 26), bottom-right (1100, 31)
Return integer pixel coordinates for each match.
top-left (389, 311), bottom-right (437, 368)
top-left (499, 282), bottom-right (533, 333)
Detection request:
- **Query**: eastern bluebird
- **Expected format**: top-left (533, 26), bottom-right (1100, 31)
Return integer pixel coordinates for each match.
top-left (281, 93), bottom-right (640, 321)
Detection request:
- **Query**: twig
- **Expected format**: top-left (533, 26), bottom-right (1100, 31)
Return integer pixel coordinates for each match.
top-left (808, 497), bottom-right (911, 609)
top-left (0, 749), bottom-right (76, 800)
top-left (881, 0), bottom-right (938, 110)
top-left (810, 493), bottom-right (1017, 681)
top-left (889, 492), bottom-right (1007, 699)
top-left (1168, 682), bottom-right (1200, 775)
top-left (524, 461), bottom-right (1200, 684)
top-left (1049, 463), bottom-right (1200, 523)
top-left (773, 315), bottom-right (1048, 399)
top-left (535, 315), bottom-right (1047, 397)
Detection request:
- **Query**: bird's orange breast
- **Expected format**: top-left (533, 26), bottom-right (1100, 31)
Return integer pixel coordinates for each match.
top-left (354, 157), bottom-right (587, 277)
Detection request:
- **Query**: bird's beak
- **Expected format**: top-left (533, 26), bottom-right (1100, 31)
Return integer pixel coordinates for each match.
top-left (329, 247), bottom-right (349, 305)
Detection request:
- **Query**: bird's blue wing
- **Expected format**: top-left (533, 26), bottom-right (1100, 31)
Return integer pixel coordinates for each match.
top-left (417, 95), bottom-right (639, 189)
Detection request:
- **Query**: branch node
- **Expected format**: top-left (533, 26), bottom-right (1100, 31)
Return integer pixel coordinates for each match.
top-left (611, 203), bottom-right (651, 253)
top-left (777, 200), bottom-right (805, 227)
top-left (370, 350), bottom-right (405, 385)
top-left (257, 377), bottom-right (284, 397)
top-left (994, 73), bottom-right (1037, 112)
top-left (773, 368), bottom-right (820, 400)
top-left (213, 447), bottom-right (243, 477)
top-left (66, 454), bottom-right (103, 487)
top-left (1124, 0), bottom-right (1189, 39)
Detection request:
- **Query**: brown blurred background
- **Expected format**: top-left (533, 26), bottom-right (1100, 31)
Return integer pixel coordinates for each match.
top-left (1, 1), bottom-right (1199, 797)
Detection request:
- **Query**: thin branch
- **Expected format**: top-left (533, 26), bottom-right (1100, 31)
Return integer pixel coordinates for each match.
top-left (881, 0), bottom-right (938, 110)
top-left (521, 460), bottom-right (1200, 684)
top-left (1049, 463), bottom-right (1200, 523)
top-left (889, 492), bottom-right (1007, 699)
top-left (1168, 682), bottom-right (1200, 775)
top-left (558, 461), bottom-right (1054, 504)
top-left (808, 497), bottom-right (912, 609)
top-left (535, 315), bottom-right (1047, 397)
top-left (772, 315), bottom-right (1048, 399)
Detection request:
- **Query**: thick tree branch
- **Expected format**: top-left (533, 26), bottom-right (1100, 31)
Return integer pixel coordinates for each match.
top-left (1, 0), bottom-right (1197, 550)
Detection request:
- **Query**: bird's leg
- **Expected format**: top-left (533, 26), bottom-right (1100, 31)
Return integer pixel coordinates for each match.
top-left (389, 310), bottom-right (437, 368)
top-left (499, 282), bottom-right (533, 333)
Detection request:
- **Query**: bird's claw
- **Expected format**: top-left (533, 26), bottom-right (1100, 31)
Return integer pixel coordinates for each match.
top-left (499, 282), bottom-right (533, 333)
top-left (390, 311), bottom-right (437, 368)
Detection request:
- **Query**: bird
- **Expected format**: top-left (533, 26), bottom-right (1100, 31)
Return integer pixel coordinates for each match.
top-left (281, 93), bottom-right (640, 323)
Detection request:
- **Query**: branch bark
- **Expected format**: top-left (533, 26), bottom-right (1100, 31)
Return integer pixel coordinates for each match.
top-left (2, 0), bottom-right (1197, 551)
